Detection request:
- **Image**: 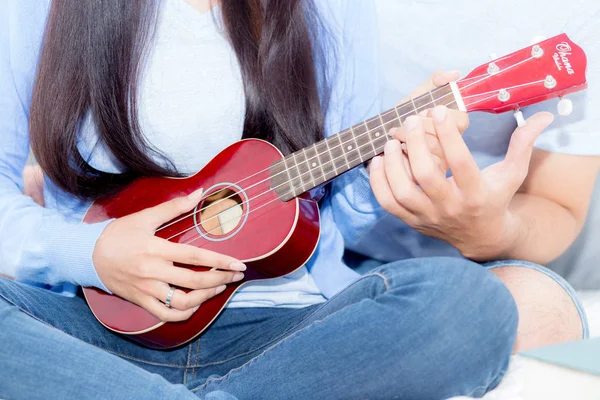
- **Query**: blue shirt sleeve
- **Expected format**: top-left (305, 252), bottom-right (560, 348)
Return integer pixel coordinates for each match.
top-left (0, 1), bottom-right (111, 291)
top-left (326, 0), bottom-right (387, 248)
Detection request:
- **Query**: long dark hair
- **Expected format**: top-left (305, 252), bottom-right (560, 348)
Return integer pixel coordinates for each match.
top-left (30, 0), bottom-right (331, 200)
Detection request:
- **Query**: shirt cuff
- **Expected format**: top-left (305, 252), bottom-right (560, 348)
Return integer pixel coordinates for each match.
top-left (43, 219), bottom-right (113, 292)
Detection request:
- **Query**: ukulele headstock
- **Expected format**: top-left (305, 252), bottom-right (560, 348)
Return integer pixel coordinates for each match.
top-left (455, 33), bottom-right (588, 115)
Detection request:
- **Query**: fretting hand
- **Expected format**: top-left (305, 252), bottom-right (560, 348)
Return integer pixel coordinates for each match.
top-left (93, 189), bottom-right (246, 322)
top-left (370, 105), bottom-right (554, 260)
top-left (378, 70), bottom-right (469, 183)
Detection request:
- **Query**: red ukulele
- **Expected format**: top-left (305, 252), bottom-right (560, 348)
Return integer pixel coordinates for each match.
top-left (83, 34), bottom-right (588, 348)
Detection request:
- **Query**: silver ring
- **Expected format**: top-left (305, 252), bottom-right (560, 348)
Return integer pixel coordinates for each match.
top-left (165, 287), bottom-right (175, 308)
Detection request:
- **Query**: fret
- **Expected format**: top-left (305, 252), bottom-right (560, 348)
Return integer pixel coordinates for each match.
top-left (328, 134), bottom-right (348, 173)
top-left (349, 128), bottom-right (363, 163)
top-left (410, 97), bottom-right (417, 114)
top-left (336, 131), bottom-right (351, 169)
top-left (413, 94), bottom-right (433, 113)
top-left (393, 106), bottom-right (404, 126)
top-left (302, 148), bottom-right (315, 187)
top-left (365, 115), bottom-right (381, 132)
top-left (292, 150), bottom-right (312, 193)
top-left (355, 125), bottom-right (376, 161)
top-left (368, 128), bottom-right (378, 156)
top-left (369, 129), bottom-right (389, 156)
top-left (344, 128), bottom-right (368, 168)
top-left (429, 90), bottom-right (436, 106)
top-left (323, 138), bottom-right (338, 175)
top-left (431, 84), bottom-right (458, 109)
top-left (396, 102), bottom-right (417, 122)
top-left (366, 115), bottom-right (386, 160)
top-left (269, 159), bottom-right (293, 201)
top-left (380, 109), bottom-right (399, 136)
top-left (283, 156), bottom-right (301, 198)
top-left (305, 144), bottom-right (323, 185)
top-left (290, 152), bottom-right (304, 192)
top-left (315, 141), bottom-right (336, 182)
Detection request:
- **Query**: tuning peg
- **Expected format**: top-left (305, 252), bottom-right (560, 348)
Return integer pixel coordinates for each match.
top-left (514, 109), bottom-right (526, 128)
top-left (557, 97), bottom-right (573, 116)
top-left (530, 36), bottom-right (548, 45)
top-left (489, 53), bottom-right (498, 61)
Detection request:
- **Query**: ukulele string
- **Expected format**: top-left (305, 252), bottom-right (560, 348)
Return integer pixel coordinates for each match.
top-left (157, 85), bottom-right (456, 234)
top-left (162, 55), bottom-right (538, 239)
top-left (461, 79), bottom-right (546, 100)
top-left (180, 95), bottom-right (492, 247)
top-left (173, 71), bottom-right (541, 247)
top-left (164, 96), bottom-right (459, 242)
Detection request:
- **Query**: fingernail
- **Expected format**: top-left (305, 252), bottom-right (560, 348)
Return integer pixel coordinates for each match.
top-left (387, 127), bottom-right (397, 137)
top-left (233, 273), bottom-right (244, 282)
top-left (401, 143), bottom-right (408, 153)
top-left (370, 156), bottom-right (382, 170)
top-left (230, 262), bottom-right (247, 271)
top-left (432, 106), bottom-right (447, 123)
top-left (215, 285), bottom-right (226, 294)
top-left (188, 188), bottom-right (204, 202)
top-left (418, 109), bottom-right (428, 117)
top-left (384, 139), bottom-right (401, 155)
top-left (193, 306), bottom-right (200, 312)
top-left (404, 116), bottom-right (421, 132)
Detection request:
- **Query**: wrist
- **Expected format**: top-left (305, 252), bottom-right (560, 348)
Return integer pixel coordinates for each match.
top-left (494, 210), bottom-right (524, 259)
top-left (458, 210), bottom-right (523, 262)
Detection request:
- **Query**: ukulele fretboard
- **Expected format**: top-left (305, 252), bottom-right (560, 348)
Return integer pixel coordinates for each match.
top-left (270, 83), bottom-right (459, 201)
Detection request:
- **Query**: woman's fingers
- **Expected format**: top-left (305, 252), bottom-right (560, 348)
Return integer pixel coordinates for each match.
top-left (152, 239), bottom-right (245, 271)
top-left (138, 296), bottom-right (199, 323)
top-left (432, 106), bottom-right (481, 195)
top-left (150, 263), bottom-right (244, 290)
top-left (404, 116), bottom-right (451, 202)
top-left (141, 188), bottom-right (204, 229)
top-left (147, 282), bottom-right (227, 312)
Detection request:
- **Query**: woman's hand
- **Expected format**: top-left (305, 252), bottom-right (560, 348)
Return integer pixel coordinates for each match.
top-left (380, 70), bottom-right (469, 183)
top-left (23, 165), bottom-right (45, 206)
top-left (93, 189), bottom-right (246, 322)
top-left (370, 105), bottom-right (554, 261)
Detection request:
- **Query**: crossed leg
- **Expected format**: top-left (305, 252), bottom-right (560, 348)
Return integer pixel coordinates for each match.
top-left (490, 264), bottom-right (586, 353)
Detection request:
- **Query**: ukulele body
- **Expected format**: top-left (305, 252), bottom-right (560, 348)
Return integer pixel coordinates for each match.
top-left (82, 139), bottom-right (321, 349)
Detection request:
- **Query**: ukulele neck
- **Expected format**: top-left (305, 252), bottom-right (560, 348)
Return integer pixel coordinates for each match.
top-left (270, 83), bottom-right (461, 201)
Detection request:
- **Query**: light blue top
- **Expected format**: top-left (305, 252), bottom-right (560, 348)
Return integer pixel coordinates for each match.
top-left (5, 0), bottom-right (598, 302)
top-left (0, 0), bottom-right (382, 300)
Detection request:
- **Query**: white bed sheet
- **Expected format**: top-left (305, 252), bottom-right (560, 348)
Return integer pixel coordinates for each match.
top-left (449, 291), bottom-right (600, 400)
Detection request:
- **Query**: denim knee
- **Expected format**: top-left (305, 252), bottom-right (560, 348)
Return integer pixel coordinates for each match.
top-left (375, 257), bottom-right (518, 397)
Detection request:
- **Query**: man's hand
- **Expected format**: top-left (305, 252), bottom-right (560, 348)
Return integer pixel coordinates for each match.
top-left (370, 105), bottom-right (555, 261)
top-left (379, 71), bottom-right (469, 183)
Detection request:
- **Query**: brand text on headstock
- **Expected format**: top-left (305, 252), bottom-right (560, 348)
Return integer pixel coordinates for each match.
top-left (554, 42), bottom-right (575, 75)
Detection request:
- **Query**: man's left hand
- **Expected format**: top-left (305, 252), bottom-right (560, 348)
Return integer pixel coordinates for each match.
top-left (369, 105), bottom-right (554, 260)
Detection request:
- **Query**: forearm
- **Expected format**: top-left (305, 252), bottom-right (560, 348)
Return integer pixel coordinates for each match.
top-left (492, 192), bottom-right (582, 265)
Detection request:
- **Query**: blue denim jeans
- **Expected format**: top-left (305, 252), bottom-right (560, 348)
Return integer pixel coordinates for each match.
top-left (0, 257), bottom-right (521, 399)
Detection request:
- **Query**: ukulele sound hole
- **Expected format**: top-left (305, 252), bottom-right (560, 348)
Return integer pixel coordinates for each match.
top-left (197, 188), bottom-right (244, 237)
